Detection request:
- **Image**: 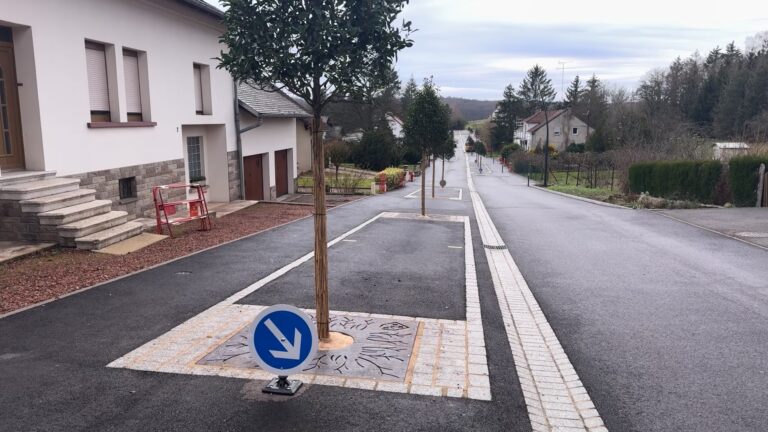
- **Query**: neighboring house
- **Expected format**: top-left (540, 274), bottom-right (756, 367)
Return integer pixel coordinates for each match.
top-left (0, 0), bottom-right (308, 249)
top-left (342, 113), bottom-right (404, 143)
top-left (386, 113), bottom-right (405, 140)
top-left (713, 142), bottom-right (749, 161)
top-left (237, 83), bottom-right (311, 200)
top-left (516, 109), bottom-right (591, 152)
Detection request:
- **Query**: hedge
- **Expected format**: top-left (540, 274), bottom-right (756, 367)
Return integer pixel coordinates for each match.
top-left (729, 155), bottom-right (768, 207)
top-left (377, 167), bottom-right (406, 190)
top-left (628, 160), bottom-right (723, 203)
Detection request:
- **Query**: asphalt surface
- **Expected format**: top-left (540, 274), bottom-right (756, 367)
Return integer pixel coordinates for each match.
top-left (240, 218), bottom-right (467, 320)
top-left (472, 155), bottom-right (768, 432)
top-left (0, 148), bottom-right (531, 431)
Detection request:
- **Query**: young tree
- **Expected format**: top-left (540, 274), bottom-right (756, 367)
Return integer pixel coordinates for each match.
top-left (326, 140), bottom-right (350, 183)
top-left (519, 65), bottom-right (556, 186)
top-left (403, 80), bottom-right (452, 216)
top-left (219, 0), bottom-right (412, 340)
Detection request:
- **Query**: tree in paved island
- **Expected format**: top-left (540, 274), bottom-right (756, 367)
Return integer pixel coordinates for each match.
top-left (519, 65), bottom-right (556, 186)
top-left (403, 79), bottom-right (452, 216)
top-left (218, 0), bottom-right (412, 340)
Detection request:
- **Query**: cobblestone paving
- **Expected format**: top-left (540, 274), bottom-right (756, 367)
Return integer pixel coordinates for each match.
top-left (466, 153), bottom-right (608, 431)
top-left (108, 212), bottom-right (491, 400)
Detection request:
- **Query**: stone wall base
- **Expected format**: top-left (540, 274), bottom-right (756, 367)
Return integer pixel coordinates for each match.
top-left (70, 159), bottom-right (187, 219)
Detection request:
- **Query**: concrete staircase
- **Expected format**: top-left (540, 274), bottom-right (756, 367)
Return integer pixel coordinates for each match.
top-left (0, 171), bottom-right (144, 250)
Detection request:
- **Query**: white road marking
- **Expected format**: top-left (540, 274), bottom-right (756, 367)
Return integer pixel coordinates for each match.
top-left (465, 151), bottom-right (608, 431)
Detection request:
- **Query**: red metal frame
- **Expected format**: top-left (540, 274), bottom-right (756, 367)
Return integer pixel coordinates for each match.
top-left (152, 183), bottom-right (212, 238)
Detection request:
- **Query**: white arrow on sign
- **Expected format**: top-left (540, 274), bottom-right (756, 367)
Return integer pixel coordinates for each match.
top-left (264, 319), bottom-right (302, 360)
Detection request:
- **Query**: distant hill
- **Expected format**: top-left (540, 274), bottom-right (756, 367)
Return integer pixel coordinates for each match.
top-left (442, 97), bottom-right (498, 121)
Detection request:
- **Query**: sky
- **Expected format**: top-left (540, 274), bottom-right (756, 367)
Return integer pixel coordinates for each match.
top-left (205, 0), bottom-right (768, 101)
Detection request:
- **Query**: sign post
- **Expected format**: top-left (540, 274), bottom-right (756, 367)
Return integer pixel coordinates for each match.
top-left (249, 304), bottom-right (318, 395)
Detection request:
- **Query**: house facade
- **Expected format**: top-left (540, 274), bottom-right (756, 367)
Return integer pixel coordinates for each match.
top-left (517, 109), bottom-right (591, 152)
top-left (0, 0), bottom-right (310, 249)
top-left (237, 83), bottom-right (311, 200)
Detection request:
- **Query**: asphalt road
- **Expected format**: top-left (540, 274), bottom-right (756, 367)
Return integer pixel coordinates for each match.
top-left (472, 159), bottom-right (768, 432)
top-left (0, 150), bottom-right (531, 432)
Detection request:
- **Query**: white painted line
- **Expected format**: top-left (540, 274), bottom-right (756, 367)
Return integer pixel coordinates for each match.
top-left (448, 246), bottom-right (463, 249)
top-left (342, 239), bottom-right (358, 243)
top-left (225, 213), bottom-right (383, 304)
top-left (465, 151), bottom-right (607, 431)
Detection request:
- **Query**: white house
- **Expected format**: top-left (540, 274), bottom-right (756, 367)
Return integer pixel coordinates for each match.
top-left (237, 83), bottom-right (311, 200)
top-left (516, 109), bottom-right (591, 152)
top-left (0, 0), bottom-right (309, 249)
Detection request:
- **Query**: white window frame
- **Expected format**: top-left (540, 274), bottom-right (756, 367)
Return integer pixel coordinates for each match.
top-left (572, 127), bottom-right (579, 136)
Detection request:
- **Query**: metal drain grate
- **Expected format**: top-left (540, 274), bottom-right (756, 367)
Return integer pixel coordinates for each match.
top-left (483, 244), bottom-right (508, 250)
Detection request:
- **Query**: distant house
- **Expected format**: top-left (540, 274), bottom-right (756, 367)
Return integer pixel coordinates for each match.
top-left (713, 142), bottom-right (749, 161)
top-left (237, 84), bottom-right (312, 200)
top-left (342, 113), bottom-right (404, 142)
top-left (516, 109), bottom-right (591, 152)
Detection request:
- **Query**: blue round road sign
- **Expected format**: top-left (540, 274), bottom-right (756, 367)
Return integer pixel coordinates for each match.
top-left (248, 304), bottom-right (318, 375)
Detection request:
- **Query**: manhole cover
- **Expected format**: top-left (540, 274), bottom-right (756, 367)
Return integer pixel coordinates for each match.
top-left (734, 232), bottom-right (768, 238)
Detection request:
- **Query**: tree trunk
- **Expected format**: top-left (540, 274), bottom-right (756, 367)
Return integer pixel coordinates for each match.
top-left (311, 115), bottom-right (330, 340)
top-left (431, 154), bottom-right (436, 198)
top-left (335, 165), bottom-right (339, 184)
top-left (543, 109), bottom-right (550, 187)
top-left (441, 156), bottom-right (445, 185)
top-left (421, 151), bottom-right (427, 216)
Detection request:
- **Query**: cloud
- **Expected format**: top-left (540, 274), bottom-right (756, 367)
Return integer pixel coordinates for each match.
top-left (206, 0), bottom-right (768, 100)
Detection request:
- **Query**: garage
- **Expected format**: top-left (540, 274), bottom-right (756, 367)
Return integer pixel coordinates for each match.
top-left (243, 153), bottom-right (266, 200)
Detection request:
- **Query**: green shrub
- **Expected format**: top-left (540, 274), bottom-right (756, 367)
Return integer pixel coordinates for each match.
top-left (377, 167), bottom-right (406, 190)
top-left (500, 143), bottom-right (521, 160)
top-left (729, 155), bottom-right (768, 207)
top-left (628, 160), bottom-right (723, 203)
top-left (566, 143), bottom-right (586, 153)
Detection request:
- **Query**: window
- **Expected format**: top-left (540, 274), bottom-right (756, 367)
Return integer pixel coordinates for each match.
top-left (192, 63), bottom-right (211, 115)
top-left (85, 41), bottom-right (111, 122)
top-left (553, 126), bottom-right (561, 136)
top-left (572, 127), bottom-right (579, 135)
top-left (119, 177), bottom-right (137, 200)
top-left (193, 65), bottom-right (204, 114)
top-left (123, 49), bottom-right (142, 122)
top-left (187, 136), bottom-right (204, 181)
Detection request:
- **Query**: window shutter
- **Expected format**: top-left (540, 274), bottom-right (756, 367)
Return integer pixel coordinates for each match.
top-left (123, 51), bottom-right (142, 114)
top-left (85, 44), bottom-right (110, 112)
top-left (193, 66), bottom-right (203, 112)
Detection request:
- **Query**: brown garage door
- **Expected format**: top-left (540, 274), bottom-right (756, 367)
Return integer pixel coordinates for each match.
top-left (243, 154), bottom-right (264, 200)
top-left (275, 149), bottom-right (289, 197)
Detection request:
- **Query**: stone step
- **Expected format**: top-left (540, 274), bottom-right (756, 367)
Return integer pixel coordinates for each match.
top-left (19, 189), bottom-right (97, 213)
top-left (37, 200), bottom-right (112, 226)
top-left (58, 211), bottom-right (129, 243)
top-left (0, 177), bottom-right (80, 200)
top-left (75, 221), bottom-right (144, 251)
top-left (0, 171), bottom-right (56, 187)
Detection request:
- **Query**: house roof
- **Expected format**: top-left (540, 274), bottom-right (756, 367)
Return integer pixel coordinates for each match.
top-left (238, 83), bottom-right (312, 118)
top-left (176, 0), bottom-right (224, 19)
top-left (523, 109), bottom-right (565, 126)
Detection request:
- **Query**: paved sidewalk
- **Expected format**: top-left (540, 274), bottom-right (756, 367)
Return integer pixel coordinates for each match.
top-left (657, 207), bottom-right (768, 248)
